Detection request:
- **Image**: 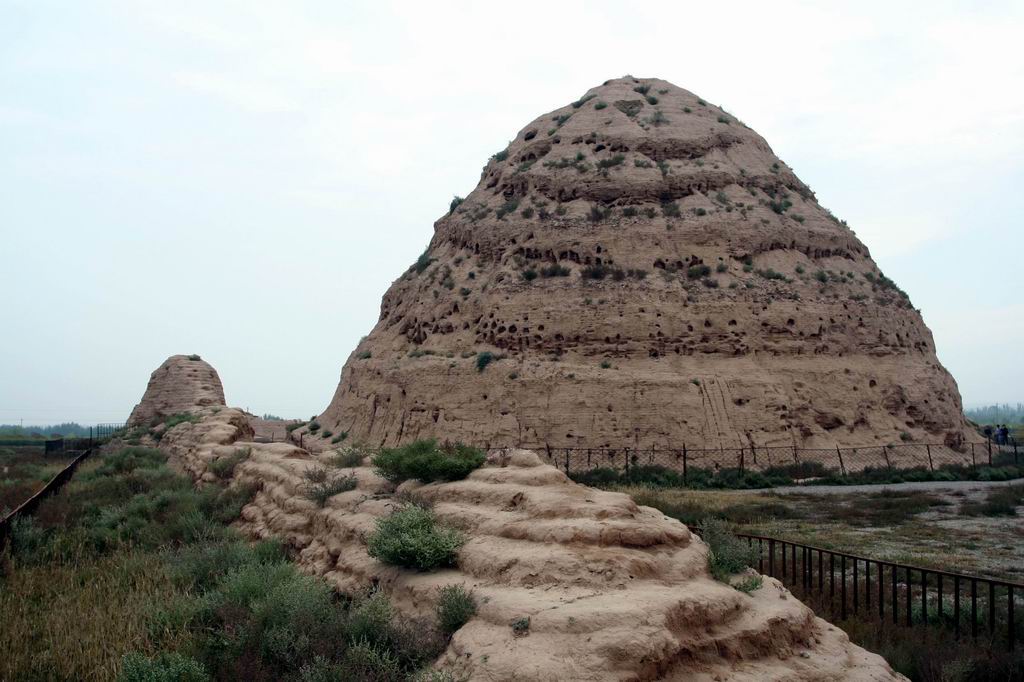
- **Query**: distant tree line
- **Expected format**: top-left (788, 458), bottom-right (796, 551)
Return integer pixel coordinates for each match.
top-left (0, 422), bottom-right (93, 439)
top-left (965, 403), bottom-right (1024, 425)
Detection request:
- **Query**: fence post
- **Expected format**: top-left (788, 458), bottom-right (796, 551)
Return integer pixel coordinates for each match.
top-left (883, 445), bottom-right (892, 471)
top-left (1015, 440), bottom-right (1019, 466)
top-left (564, 449), bottom-right (570, 475)
top-left (751, 443), bottom-right (757, 466)
top-left (926, 444), bottom-right (934, 471)
top-left (739, 447), bottom-right (745, 473)
top-left (793, 445), bottom-right (800, 464)
top-left (682, 445), bottom-right (688, 485)
top-left (624, 448), bottom-right (629, 475)
top-left (836, 445), bottom-right (847, 477)
top-left (987, 437), bottom-right (992, 467)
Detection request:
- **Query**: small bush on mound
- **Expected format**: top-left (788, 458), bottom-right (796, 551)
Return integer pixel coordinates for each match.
top-left (701, 517), bottom-right (758, 584)
top-left (208, 447), bottom-right (249, 479)
top-left (161, 413), bottom-right (200, 430)
top-left (304, 474), bottom-right (358, 507)
top-left (366, 505), bottom-right (464, 571)
top-left (373, 440), bottom-right (485, 483)
top-left (436, 584), bottom-right (477, 634)
top-left (326, 448), bottom-right (366, 468)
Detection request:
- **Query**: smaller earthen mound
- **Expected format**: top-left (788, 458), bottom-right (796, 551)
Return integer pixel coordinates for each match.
top-left (126, 354), bottom-right (226, 426)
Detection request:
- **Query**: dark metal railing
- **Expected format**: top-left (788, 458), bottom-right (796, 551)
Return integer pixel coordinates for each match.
top-left (730, 532), bottom-right (1022, 651)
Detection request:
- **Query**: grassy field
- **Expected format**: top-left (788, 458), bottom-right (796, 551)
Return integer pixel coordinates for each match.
top-left (0, 446), bottom-right (460, 681)
top-left (0, 446), bottom-right (73, 514)
top-left (620, 484), bottom-right (1024, 581)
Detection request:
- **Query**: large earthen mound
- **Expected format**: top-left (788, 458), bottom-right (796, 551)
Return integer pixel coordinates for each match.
top-left (156, 407), bottom-right (900, 680)
top-left (126, 354), bottom-right (226, 426)
top-left (314, 76), bottom-right (970, 450)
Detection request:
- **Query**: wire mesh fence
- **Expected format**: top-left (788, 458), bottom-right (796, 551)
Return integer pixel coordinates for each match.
top-left (506, 439), bottom-right (1020, 481)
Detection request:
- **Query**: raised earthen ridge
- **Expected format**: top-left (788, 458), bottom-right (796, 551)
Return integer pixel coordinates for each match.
top-left (313, 76), bottom-right (971, 451)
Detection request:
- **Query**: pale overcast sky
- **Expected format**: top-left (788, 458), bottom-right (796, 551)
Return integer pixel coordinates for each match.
top-left (1, 1), bottom-right (1021, 424)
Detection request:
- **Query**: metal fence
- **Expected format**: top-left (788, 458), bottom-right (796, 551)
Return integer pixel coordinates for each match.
top-left (0, 423), bottom-right (126, 455)
top-left (724, 532), bottom-right (1022, 651)
top-left (516, 439), bottom-right (1020, 480)
top-left (0, 447), bottom-right (95, 552)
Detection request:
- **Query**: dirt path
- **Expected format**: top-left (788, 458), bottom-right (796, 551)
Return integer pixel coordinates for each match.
top-left (737, 477), bottom-right (1024, 496)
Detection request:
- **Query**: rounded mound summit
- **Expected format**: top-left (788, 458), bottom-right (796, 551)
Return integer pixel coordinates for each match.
top-left (317, 76), bottom-right (969, 450)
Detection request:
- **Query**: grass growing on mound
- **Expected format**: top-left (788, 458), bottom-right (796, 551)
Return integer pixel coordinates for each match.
top-left (701, 517), bottom-right (758, 584)
top-left (366, 505), bottom-right (464, 571)
top-left (436, 584), bottom-right (477, 634)
top-left (303, 472), bottom-right (358, 507)
top-left (325, 448), bottom-right (367, 468)
top-left (373, 439), bottom-right (485, 483)
top-left (208, 447), bottom-right (249, 479)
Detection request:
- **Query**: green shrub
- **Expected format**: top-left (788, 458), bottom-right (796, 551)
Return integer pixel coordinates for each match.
top-left (372, 440), bottom-right (485, 484)
top-left (308, 421), bottom-right (321, 433)
top-left (701, 517), bottom-right (758, 583)
top-left (633, 84), bottom-right (650, 95)
top-left (571, 93), bottom-right (595, 108)
top-left (286, 421), bottom-right (309, 432)
top-left (686, 264), bottom-right (711, 279)
top-left (661, 202), bottom-right (681, 218)
top-left (521, 268), bottom-right (538, 282)
top-left (716, 262), bottom-right (727, 273)
top-left (303, 466), bottom-right (329, 483)
top-left (594, 101), bottom-right (607, 110)
top-left (448, 196), bottom-right (463, 214)
top-left (186, 354), bottom-right (202, 362)
top-left (645, 95), bottom-right (658, 105)
top-left (327, 449), bottom-right (366, 468)
top-left (599, 360), bottom-right (611, 369)
top-left (510, 617), bottom-right (530, 636)
top-left (304, 474), bottom-right (358, 507)
top-left (496, 199), bottom-right (519, 219)
top-left (596, 154), bottom-right (625, 169)
top-left (491, 149), bottom-right (508, 163)
top-left (540, 264), bottom-right (570, 278)
top-left (717, 115), bottom-right (730, 124)
top-left (161, 413), bottom-right (199, 430)
top-left (476, 352), bottom-right (496, 372)
top-left (208, 448), bottom-right (249, 479)
top-left (331, 431), bottom-right (349, 444)
top-left (814, 270), bottom-right (828, 283)
top-left (436, 584), bottom-right (477, 634)
top-left (119, 652), bottom-right (209, 682)
top-left (366, 505), bottom-right (465, 571)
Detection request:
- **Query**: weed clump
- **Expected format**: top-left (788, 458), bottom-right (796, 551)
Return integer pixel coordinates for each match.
top-left (436, 584), bottom-right (477, 634)
top-left (366, 505), bottom-right (465, 571)
top-left (304, 472), bottom-right (358, 507)
top-left (701, 517), bottom-right (758, 583)
top-left (373, 440), bottom-right (485, 484)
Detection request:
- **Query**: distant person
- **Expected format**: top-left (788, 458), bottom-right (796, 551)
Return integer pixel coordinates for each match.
top-left (998, 424), bottom-right (1010, 445)
top-left (983, 424), bottom-right (993, 442)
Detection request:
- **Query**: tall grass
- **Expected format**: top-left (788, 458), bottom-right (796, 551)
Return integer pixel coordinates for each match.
top-left (1, 445), bottom-right (457, 681)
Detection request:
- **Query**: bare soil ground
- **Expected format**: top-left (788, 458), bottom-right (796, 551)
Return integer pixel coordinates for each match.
top-left (620, 482), bottom-right (1024, 582)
